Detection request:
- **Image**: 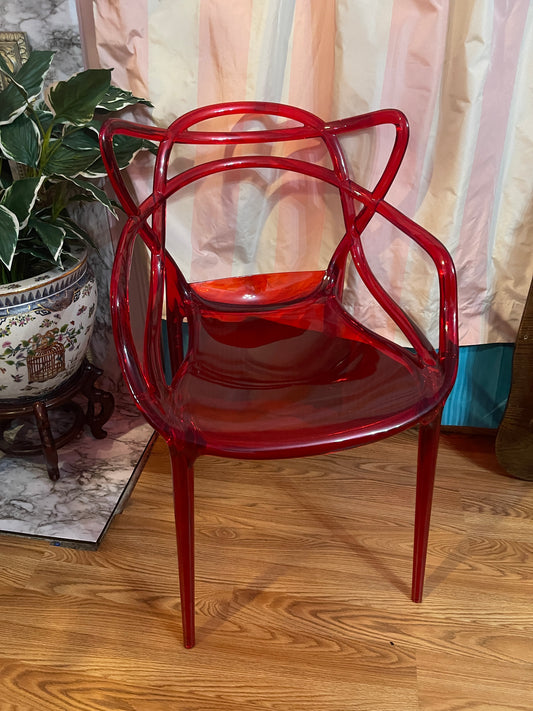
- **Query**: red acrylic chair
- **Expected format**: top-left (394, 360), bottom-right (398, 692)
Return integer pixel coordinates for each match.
top-left (100, 102), bottom-right (458, 648)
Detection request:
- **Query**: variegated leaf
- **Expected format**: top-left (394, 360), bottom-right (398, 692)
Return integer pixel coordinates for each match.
top-left (54, 215), bottom-right (96, 248)
top-left (62, 175), bottom-right (118, 217)
top-left (30, 217), bottom-right (65, 262)
top-left (61, 127), bottom-right (100, 152)
top-left (0, 51), bottom-right (54, 126)
top-left (0, 113), bottom-right (41, 167)
top-left (0, 176), bottom-right (44, 230)
top-left (82, 136), bottom-right (156, 177)
top-left (12, 51), bottom-right (55, 102)
top-left (47, 69), bottom-right (111, 126)
top-left (97, 85), bottom-right (152, 111)
top-left (42, 142), bottom-right (100, 177)
top-left (0, 204), bottom-right (19, 269)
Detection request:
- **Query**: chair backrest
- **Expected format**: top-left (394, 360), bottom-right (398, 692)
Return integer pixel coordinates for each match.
top-left (100, 102), bottom-right (458, 432)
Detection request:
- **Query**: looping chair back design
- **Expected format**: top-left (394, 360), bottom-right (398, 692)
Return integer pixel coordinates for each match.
top-left (100, 102), bottom-right (458, 648)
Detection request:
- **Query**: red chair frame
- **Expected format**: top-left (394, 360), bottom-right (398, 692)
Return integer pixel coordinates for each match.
top-left (100, 102), bottom-right (458, 648)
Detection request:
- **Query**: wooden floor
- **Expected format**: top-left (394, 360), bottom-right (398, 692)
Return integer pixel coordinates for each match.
top-left (1, 429), bottom-right (533, 710)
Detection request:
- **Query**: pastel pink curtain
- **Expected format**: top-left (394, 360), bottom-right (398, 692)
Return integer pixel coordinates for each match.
top-left (85, 0), bottom-right (533, 347)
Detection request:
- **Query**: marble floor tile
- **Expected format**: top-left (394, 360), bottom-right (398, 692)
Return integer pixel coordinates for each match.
top-left (0, 396), bottom-right (155, 549)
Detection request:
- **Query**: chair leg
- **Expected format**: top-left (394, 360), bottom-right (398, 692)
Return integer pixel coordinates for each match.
top-left (169, 444), bottom-right (196, 648)
top-left (411, 409), bottom-right (442, 603)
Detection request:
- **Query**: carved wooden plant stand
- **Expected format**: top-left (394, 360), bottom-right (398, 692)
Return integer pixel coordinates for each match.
top-left (0, 359), bottom-right (114, 481)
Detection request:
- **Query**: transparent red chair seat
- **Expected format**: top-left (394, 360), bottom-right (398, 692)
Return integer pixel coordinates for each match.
top-left (175, 275), bottom-right (445, 454)
top-left (100, 102), bottom-right (458, 648)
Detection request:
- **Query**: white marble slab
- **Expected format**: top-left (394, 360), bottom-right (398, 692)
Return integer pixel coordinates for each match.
top-left (0, 395), bottom-right (155, 548)
top-left (2, 0), bottom-right (84, 80)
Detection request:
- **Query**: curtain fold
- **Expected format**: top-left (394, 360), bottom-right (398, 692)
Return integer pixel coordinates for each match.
top-left (87, 0), bottom-right (533, 349)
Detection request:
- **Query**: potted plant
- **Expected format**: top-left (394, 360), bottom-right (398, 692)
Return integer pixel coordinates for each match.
top-left (0, 50), bottom-right (153, 399)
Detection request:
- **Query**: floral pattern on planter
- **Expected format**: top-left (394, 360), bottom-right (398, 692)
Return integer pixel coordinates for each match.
top-left (0, 253), bottom-right (97, 400)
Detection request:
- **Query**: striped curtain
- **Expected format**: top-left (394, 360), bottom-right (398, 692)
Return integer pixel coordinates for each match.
top-left (85, 0), bottom-right (533, 351)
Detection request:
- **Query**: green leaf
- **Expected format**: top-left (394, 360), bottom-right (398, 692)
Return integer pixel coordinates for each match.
top-left (30, 216), bottom-right (65, 261)
top-left (0, 204), bottom-right (19, 269)
top-left (61, 127), bottom-right (100, 151)
top-left (0, 82), bottom-right (27, 126)
top-left (17, 242), bottom-right (59, 268)
top-left (47, 69), bottom-right (112, 126)
top-left (55, 215), bottom-right (96, 248)
top-left (0, 177), bottom-right (43, 229)
top-left (42, 141), bottom-right (101, 177)
top-left (144, 139), bottom-right (158, 156)
top-left (13, 51), bottom-right (55, 101)
top-left (0, 113), bottom-right (41, 167)
top-left (0, 51), bottom-right (54, 126)
top-left (97, 85), bottom-right (153, 111)
top-left (35, 108), bottom-right (54, 133)
top-left (62, 175), bottom-right (118, 216)
top-left (80, 120), bottom-right (100, 135)
top-left (0, 159), bottom-right (13, 189)
top-left (0, 53), bottom-right (13, 80)
top-left (82, 135), bottom-right (156, 177)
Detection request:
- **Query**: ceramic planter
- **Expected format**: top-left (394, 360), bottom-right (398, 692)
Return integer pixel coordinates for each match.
top-left (0, 246), bottom-right (97, 400)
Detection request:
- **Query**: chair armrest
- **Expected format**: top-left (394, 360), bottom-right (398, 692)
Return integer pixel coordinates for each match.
top-left (376, 200), bottom-right (459, 368)
top-left (109, 216), bottom-right (175, 434)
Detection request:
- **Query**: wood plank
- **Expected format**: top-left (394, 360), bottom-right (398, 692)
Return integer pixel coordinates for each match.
top-left (0, 431), bottom-right (532, 709)
top-left (417, 651), bottom-right (533, 711)
top-left (0, 657), bottom-right (419, 711)
top-left (0, 537), bottom-right (47, 589)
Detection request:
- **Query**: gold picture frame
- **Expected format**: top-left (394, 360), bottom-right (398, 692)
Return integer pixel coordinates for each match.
top-left (0, 31), bottom-right (30, 89)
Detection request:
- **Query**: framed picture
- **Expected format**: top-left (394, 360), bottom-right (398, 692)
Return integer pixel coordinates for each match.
top-left (0, 31), bottom-right (30, 89)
